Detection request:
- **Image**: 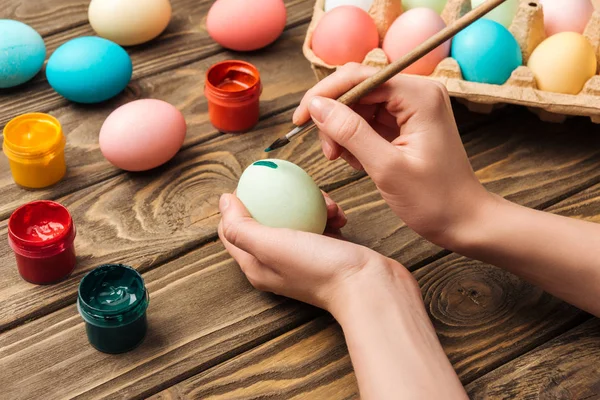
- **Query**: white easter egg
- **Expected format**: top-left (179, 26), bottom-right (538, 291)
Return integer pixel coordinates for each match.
top-left (236, 159), bottom-right (327, 234)
top-left (324, 0), bottom-right (374, 12)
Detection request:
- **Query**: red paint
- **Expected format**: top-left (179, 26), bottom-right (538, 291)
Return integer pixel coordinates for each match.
top-left (8, 200), bottom-right (77, 285)
top-left (205, 60), bottom-right (262, 133)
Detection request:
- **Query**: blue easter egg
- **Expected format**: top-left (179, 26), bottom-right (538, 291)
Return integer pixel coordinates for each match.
top-left (0, 20), bottom-right (46, 88)
top-left (46, 37), bottom-right (132, 103)
top-left (451, 19), bottom-right (522, 85)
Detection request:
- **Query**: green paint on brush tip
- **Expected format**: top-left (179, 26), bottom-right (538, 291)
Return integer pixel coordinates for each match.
top-left (253, 161), bottom-right (278, 169)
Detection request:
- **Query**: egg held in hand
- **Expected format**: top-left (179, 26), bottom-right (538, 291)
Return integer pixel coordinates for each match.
top-left (527, 32), bottom-right (597, 95)
top-left (325, 0), bottom-right (374, 12)
top-left (46, 37), bottom-right (132, 103)
top-left (99, 99), bottom-right (187, 171)
top-left (88, 0), bottom-right (172, 46)
top-left (402, 0), bottom-right (447, 14)
top-left (451, 19), bottom-right (522, 85)
top-left (311, 6), bottom-right (379, 65)
top-left (0, 20), bottom-right (46, 88)
top-left (207, 0), bottom-right (287, 51)
top-left (471, 0), bottom-right (519, 28)
top-left (383, 8), bottom-right (450, 75)
top-left (236, 159), bottom-right (328, 234)
top-left (538, 0), bottom-right (594, 37)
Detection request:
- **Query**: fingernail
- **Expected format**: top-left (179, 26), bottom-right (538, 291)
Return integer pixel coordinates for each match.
top-left (219, 194), bottom-right (230, 211)
top-left (309, 97), bottom-right (334, 123)
top-left (292, 108), bottom-right (300, 125)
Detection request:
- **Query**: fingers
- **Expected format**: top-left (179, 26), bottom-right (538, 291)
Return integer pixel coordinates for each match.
top-left (219, 193), bottom-right (361, 272)
top-left (322, 191), bottom-right (347, 230)
top-left (292, 63), bottom-right (380, 126)
top-left (308, 96), bottom-right (396, 174)
top-left (218, 220), bottom-right (282, 292)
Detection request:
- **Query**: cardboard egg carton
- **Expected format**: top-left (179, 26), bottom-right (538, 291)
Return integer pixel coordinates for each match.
top-left (303, 0), bottom-right (600, 124)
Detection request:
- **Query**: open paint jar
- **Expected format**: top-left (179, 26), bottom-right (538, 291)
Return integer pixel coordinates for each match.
top-left (3, 113), bottom-right (67, 189)
top-left (8, 200), bottom-right (77, 284)
top-left (204, 60), bottom-right (262, 133)
top-left (78, 264), bottom-right (149, 354)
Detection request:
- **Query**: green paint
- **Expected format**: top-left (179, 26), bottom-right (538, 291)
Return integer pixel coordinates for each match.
top-left (78, 264), bottom-right (149, 354)
top-left (253, 160), bottom-right (278, 169)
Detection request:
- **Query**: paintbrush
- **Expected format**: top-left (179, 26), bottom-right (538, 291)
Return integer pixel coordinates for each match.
top-left (265, 0), bottom-right (509, 152)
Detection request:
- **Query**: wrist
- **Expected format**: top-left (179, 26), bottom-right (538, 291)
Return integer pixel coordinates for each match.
top-left (435, 188), bottom-right (503, 254)
top-left (329, 257), bottom-right (422, 328)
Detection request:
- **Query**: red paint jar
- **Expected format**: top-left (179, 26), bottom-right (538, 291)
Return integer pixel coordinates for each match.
top-left (205, 60), bottom-right (262, 133)
top-left (8, 200), bottom-right (77, 285)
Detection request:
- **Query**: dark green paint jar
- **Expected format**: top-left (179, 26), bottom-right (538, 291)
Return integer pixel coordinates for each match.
top-left (77, 264), bottom-right (149, 354)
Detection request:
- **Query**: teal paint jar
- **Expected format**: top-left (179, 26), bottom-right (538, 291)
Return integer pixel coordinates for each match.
top-left (77, 264), bottom-right (149, 354)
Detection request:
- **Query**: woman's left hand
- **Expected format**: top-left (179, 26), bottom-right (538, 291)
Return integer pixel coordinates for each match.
top-left (217, 191), bottom-right (416, 315)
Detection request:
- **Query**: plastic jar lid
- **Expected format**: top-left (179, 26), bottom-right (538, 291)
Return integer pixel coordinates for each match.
top-left (205, 60), bottom-right (262, 102)
top-left (8, 200), bottom-right (76, 258)
top-left (3, 113), bottom-right (65, 160)
top-left (78, 264), bottom-right (149, 328)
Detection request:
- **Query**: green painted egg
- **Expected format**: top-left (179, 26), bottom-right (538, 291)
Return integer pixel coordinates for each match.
top-left (402, 0), bottom-right (447, 14)
top-left (471, 0), bottom-right (519, 28)
top-left (236, 159), bottom-right (327, 234)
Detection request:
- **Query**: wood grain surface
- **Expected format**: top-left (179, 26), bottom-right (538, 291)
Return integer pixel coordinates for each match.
top-left (2, 0), bottom-right (600, 398)
top-left (154, 178), bottom-right (600, 400)
top-left (466, 318), bottom-right (600, 399)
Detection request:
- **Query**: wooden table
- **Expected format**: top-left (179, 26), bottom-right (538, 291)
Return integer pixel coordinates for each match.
top-left (1, 1), bottom-right (600, 398)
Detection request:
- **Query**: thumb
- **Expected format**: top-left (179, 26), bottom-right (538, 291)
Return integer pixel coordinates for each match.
top-left (308, 96), bottom-right (396, 173)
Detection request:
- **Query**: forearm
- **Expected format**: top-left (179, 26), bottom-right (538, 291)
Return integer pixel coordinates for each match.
top-left (332, 266), bottom-right (467, 400)
top-left (453, 194), bottom-right (600, 316)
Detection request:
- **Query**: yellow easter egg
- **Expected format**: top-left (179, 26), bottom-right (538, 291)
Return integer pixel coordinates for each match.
top-left (527, 32), bottom-right (597, 95)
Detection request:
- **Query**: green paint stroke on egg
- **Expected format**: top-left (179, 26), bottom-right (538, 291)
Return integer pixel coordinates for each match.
top-left (253, 160), bottom-right (278, 169)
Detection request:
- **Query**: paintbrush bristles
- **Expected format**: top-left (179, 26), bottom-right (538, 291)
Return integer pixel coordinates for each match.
top-left (265, 0), bottom-right (509, 152)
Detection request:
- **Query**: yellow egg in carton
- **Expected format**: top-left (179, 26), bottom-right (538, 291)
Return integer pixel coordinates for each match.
top-left (303, 0), bottom-right (600, 124)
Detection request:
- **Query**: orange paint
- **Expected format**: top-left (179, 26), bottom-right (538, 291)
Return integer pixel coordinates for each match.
top-left (204, 60), bottom-right (262, 133)
top-left (2, 113), bottom-right (66, 188)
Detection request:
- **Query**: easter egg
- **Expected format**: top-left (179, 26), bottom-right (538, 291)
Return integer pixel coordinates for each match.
top-left (538, 0), bottom-right (594, 37)
top-left (88, 0), bottom-right (172, 46)
top-left (99, 99), bottom-right (187, 171)
top-left (471, 0), bottom-right (519, 28)
top-left (383, 8), bottom-right (450, 75)
top-left (0, 20), bottom-right (46, 88)
top-left (207, 0), bottom-right (287, 51)
top-left (402, 0), bottom-right (447, 14)
top-left (324, 0), bottom-right (374, 12)
top-left (451, 19), bottom-right (522, 85)
top-left (236, 159), bottom-right (327, 234)
top-left (46, 37), bottom-right (132, 103)
top-left (527, 32), bottom-right (597, 94)
top-left (312, 6), bottom-right (379, 65)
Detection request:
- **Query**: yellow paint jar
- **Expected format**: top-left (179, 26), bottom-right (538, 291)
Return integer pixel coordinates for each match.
top-left (3, 113), bottom-right (66, 189)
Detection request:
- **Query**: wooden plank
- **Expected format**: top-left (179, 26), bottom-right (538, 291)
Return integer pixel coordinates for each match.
top-left (466, 318), bottom-right (600, 399)
top-left (151, 317), bottom-right (358, 400)
top-left (153, 132), bottom-right (600, 399)
top-left (0, 0), bottom-right (314, 125)
top-left (0, 0), bottom-right (89, 36)
top-left (0, 24), bottom-right (317, 221)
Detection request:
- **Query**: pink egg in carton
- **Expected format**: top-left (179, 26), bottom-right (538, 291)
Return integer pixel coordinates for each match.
top-left (303, 0), bottom-right (600, 124)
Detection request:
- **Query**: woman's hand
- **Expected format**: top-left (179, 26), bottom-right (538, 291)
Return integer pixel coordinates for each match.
top-left (293, 63), bottom-right (493, 250)
top-left (217, 191), bottom-right (418, 317)
top-left (218, 191), bottom-right (468, 399)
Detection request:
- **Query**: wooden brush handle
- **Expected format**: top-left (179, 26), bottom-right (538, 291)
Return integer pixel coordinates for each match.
top-left (336, 0), bottom-right (509, 105)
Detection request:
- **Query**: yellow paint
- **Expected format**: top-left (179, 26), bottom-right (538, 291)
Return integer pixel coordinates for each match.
top-left (3, 113), bottom-right (66, 188)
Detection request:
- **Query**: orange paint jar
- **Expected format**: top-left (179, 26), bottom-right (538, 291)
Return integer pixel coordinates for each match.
top-left (3, 113), bottom-right (66, 189)
top-left (204, 60), bottom-right (262, 133)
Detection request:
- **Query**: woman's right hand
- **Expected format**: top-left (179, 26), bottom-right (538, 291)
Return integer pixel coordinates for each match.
top-left (293, 63), bottom-right (494, 249)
